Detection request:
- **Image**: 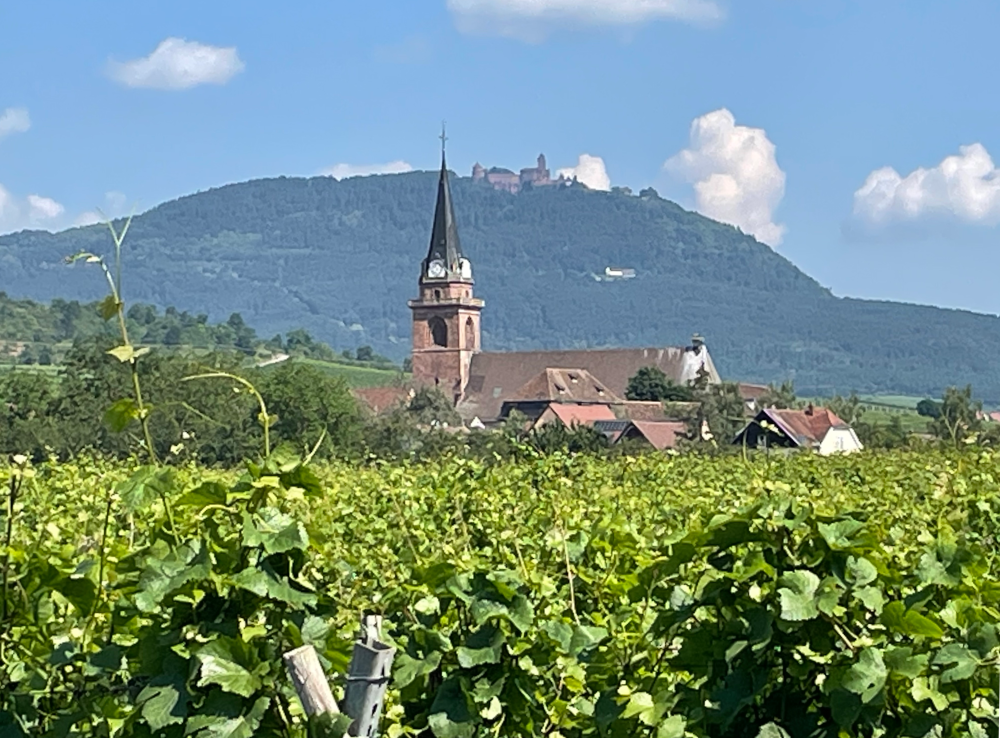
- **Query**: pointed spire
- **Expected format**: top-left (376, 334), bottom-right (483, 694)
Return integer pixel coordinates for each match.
top-left (424, 124), bottom-right (465, 278)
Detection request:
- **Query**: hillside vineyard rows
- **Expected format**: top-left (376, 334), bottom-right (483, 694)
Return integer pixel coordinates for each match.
top-left (1, 449), bottom-right (997, 736)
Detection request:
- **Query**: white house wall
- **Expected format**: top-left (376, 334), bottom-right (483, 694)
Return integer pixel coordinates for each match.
top-left (819, 428), bottom-right (864, 456)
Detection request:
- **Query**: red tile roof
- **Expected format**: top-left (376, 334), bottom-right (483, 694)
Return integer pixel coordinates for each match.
top-left (623, 421), bottom-right (689, 450)
top-left (738, 383), bottom-right (770, 400)
top-left (547, 403), bottom-right (617, 427)
top-left (763, 407), bottom-right (848, 447)
top-left (352, 386), bottom-right (413, 415)
top-left (458, 346), bottom-right (720, 421)
top-left (510, 368), bottom-right (621, 404)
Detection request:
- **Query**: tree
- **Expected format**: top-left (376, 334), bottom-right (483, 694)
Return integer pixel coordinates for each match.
top-left (916, 398), bottom-right (942, 419)
top-left (256, 363), bottom-right (362, 457)
top-left (356, 345), bottom-right (375, 362)
top-left (625, 366), bottom-right (694, 402)
top-left (758, 381), bottom-right (797, 409)
top-left (827, 393), bottom-right (864, 426)
top-left (688, 379), bottom-right (746, 447)
top-left (930, 385), bottom-right (982, 448)
top-left (18, 345), bottom-right (37, 365)
top-left (407, 386), bottom-right (461, 427)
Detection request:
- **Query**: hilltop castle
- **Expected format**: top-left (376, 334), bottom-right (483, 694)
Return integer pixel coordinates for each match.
top-left (471, 154), bottom-right (569, 194)
top-left (407, 147), bottom-right (720, 427)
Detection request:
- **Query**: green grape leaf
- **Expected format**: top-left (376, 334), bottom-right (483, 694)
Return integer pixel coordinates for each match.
top-left (104, 398), bottom-right (139, 433)
top-left (98, 294), bottom-right (122, 321)
top-left (657, 715), bottom-right (686, 738)
top-left (818, 519), bottom-right (866, 550)
top-left (136, 678), bottom-right (189, 731)
top-left (884, 647), bottom-right (928, 679)
top-left (846, 556), bottom-right (878, 586)
top-left (932, 643), bottom-right (979, 683)
top-left (196, 639), bottom-right (261, 698)
top-left (756, 724), bottom-right (791, 738)
top-left (842, 648), bottom-right (887, 703)
top-left (778, 571), bottom-right (820, 621)
top-left (187, 696), bottom-right (271, 738)
top-left (881, 602), bottom-right (944, 638)
top-left (393, 650), bottom-right (443, 689)
top-left (176, 481), bottom-right (229, 507)
top-left (456, 626), bottom-right (504, 668)
top-left (242, 507), bottom-right (309, 554)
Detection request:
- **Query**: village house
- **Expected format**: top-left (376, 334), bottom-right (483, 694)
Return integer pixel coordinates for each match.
top-left (733, 406), bottom-right (863, 455)
top-left (405, 147), bottom-right (721, 431)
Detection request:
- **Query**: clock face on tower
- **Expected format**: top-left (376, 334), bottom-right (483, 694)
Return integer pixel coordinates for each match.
top-left (427, 259), bottom-right (446, 278)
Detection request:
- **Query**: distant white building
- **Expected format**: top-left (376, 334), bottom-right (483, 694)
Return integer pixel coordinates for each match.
top-left (604, 267), bottom-right (636, 280)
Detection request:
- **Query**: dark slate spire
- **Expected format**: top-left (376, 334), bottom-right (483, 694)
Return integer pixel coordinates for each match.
top-left (424, 126), bottom-right (464, 278)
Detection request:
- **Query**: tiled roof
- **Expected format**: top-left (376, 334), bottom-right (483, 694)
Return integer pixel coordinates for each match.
top-left (352, 386), bottom-right (413, 415)
top-left (611, 400), bottom-right (699, 422)
top-left (458, 346), bottom-right (719, 422)
top-left (624, 421), bottom-right (689, 450)
top-left (738, 383), bottom-right (770, 400)
top-left (546, 403), bottom-right (618, 427)
top-left (511, 368), bottom-right (620, 404)
top-left (761, 407), bottom-right (848, 447)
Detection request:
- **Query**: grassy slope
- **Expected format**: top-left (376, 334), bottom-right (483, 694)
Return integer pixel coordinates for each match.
top-left (290, 357), bottom-right (404, 388)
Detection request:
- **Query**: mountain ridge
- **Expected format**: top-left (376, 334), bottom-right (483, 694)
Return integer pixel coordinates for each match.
top-left (2, 170), bottom-right (999, 398)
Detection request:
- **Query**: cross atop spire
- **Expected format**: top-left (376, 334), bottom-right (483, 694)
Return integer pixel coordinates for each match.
top-left (422, 126), bottom-right (468, 282)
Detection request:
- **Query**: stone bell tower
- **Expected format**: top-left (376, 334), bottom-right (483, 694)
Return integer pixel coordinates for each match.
top-left (408, 131), bottom-right (483, 403)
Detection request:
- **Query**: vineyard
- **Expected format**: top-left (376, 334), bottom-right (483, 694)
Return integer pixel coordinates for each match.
top-left (1, 448), bottom-right (997, 737)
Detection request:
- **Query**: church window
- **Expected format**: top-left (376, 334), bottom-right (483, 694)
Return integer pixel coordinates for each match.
top-left (465, 317), bottom-right (476, 349)
top-left (434, 289), bottom-right (441, 300)
top-left (429, 317), bottom-right (448, 347)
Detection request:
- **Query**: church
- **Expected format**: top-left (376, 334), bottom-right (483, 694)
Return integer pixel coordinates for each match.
top-left (406, 147), bottom-right (721, 430)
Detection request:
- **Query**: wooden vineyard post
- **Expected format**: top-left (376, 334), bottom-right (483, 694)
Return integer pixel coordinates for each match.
top-left (283, 645), bottom-right (339, 718)
top-left (283, 615), bottom-right (396, 737)
top-left (344, 615), bottom-right (397, 738)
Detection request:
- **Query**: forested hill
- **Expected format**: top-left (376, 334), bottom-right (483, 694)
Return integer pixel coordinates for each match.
top-left (2, 171), bottom-right (1000, 398)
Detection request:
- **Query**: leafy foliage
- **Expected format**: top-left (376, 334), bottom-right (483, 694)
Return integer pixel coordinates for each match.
top-left (625, 366), bottom-right (695, 402)
top-left (2, 448), bottom-right (997, 736)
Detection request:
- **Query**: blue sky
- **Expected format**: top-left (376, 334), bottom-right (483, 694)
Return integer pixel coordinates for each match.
top-left (2, 0), bottom-right (1000, 314)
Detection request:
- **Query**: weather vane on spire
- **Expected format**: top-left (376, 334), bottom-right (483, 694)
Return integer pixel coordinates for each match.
top-left (440, 121), bottom-right (448, 158)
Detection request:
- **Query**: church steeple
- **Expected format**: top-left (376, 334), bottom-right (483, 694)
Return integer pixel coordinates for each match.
top-left (423, 126), bottom-right (470, 282)
top-left (409, 126), bottom-right (483, 400)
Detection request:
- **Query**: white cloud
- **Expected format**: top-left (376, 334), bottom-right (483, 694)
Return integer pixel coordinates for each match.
top-left (0, 107), bottom-right (30, 139)
top-left (853, 143), bottom-right (1000, 226)
top-left (107, 38), bottom-right (245, 90)
top-left (665, 108), bottom-right (786, 246)
top-left (27, 195), bottom-right (64, 220)
top-left (448, 0), bottom-right (722, 39)
top-left (557, 154), bottom-right (611, 191)
top-left (321, 161), bottom-right (414, 179)
top-left (0, 184), bottom-right (66, 234)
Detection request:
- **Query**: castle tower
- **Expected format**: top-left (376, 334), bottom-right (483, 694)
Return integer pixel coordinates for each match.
top-left (408, 136), bottom-right (483, 402)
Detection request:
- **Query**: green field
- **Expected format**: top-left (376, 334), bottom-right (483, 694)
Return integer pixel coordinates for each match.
top-left (290, 356), bottom-right (406, 387)
top-left (2, 450), bottom-right (997, 736)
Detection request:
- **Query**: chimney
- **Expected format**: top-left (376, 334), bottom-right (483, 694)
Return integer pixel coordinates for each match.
top-left (691, 333), bottom-right (705, 350)
top-left (806, 403), bottom-right (814, 416)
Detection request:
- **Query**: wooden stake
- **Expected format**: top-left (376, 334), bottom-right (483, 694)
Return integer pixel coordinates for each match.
top-left (283, 645), bottom-right (339, 718)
